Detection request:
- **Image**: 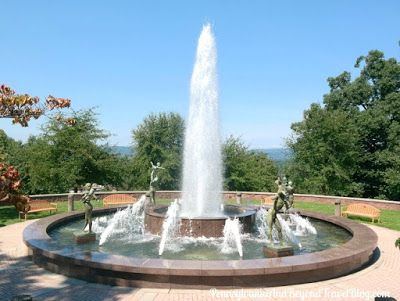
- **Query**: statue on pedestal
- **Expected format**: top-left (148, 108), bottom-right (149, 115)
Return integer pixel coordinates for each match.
top-left (286, 180), bottom-right (295, 209)
top-left (266, 177), bottom-right (289, 243)
top-left (149, 161), bottom-right (164, 204)
top-left (81, 183), bottom-right (98, 233)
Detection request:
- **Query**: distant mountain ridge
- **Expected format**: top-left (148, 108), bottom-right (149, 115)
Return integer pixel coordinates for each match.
top-left (110, 146), bottom-right (132, 156)
top-left (110, 146), bottom-right (290, 162)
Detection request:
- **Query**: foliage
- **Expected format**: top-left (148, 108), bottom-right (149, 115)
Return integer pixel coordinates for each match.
top-left (21, 109), bottom-right (124, 193)
top-left (287, 104), bottom-right (362, 196)
top-left (0, 162), bottom-right (30, 212)
top-left (223, 136), bottom-right (277, 192)
top-left (130, 112), bottom-right (185, 190)
top-left (0, 84), bottom-right (74, 126)
top-left (288, 50), bottom-right (400, 200)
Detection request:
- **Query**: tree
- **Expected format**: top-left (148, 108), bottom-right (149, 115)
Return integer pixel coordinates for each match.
top-left (223, 136), bottom-right (277, 192)
top-left (0, 84), bottom-right (74, 126)
top-left (0, 162), bottom-right (30, 213)
top-left (288, 50), bottom-right (400, 199)
top-left (130, 113), bottom-right (185, 190)
top-left (24, 109), bottom-right (123, 193)
top-left (287, 104), bottom-right (362, 196)
top-left (0, 84), bottom-right (75, 209)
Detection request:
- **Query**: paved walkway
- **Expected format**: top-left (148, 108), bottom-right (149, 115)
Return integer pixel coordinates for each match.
top-left (0, 220), bottom-right (399, 301)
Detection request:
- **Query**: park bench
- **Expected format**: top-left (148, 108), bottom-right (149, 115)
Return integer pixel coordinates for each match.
top-left (19, 200), bottom-right (58, 220)
top-left (342, 203), bottom-right (381, 223)
top-left (103, 194), bottom-right (137, 208)
top-left (261, 196), bottom-right (274, 206)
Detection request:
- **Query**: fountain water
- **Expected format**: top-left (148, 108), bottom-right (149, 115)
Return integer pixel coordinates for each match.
top-left (289, 212), bottom-right (317, 236)
top-left (93, 23), bottom-right (317, 256)
top-left (98, 195), bottom-right (146, 245)
top-left (277, 214), bottom-right (302, 248)
top-left (254, 207), bottom-right (317, 248)
top-left (181, 23), bottom-right (223, 217)
top-left (221, 218), bottom-right (243, 257)
top-left (158, 199), bottom-right (181, 255)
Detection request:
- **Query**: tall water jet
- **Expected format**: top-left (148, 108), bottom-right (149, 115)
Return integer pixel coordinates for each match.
top-left (181, 23), bottom-right (223, 217)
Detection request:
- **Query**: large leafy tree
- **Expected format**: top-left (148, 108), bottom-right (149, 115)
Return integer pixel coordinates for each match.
top-left (223, 136), bottom-right (277, 192)
top-left (130, 112), bottom-right (185, 190)
top-left (288, 50), bottom-right (400, 199)
top-left (287, 104), bottom-right (362, 196)
top-left (24, 109), bottom-right (123, 193)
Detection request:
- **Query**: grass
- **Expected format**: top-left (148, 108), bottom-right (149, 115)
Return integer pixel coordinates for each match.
top-left (294, 201), bottom-right (335, 215)
top-left (294, 201), bottom-right (400, 231)
top-left (0, 200), bottom-right (104, 227)
top-left (1, 198), bottom-right (399, 231)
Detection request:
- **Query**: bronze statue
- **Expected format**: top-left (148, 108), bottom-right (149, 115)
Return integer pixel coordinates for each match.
top-left (149, 161), bottom-right (164, 204)
top-left (266, 177), bottom-right (289, 243)
top-left (81, 183), bottom-right (98, 233)
top-left (286, 180), bottom-right (295, 209)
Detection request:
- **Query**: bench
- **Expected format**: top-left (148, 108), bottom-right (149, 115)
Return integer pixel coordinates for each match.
top-left (261, 196), bottom-right (274, 206)
top-left (19, 200), bottom-right (58, 220)
top-left (342, 203), bottom-right (380, 223)
top-left (103, 194), bottom-right (137, 208)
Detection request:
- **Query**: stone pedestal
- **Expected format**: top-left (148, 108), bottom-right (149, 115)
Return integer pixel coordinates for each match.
top-left (73, 231), bottom-right (96, 244)
top-left (263, 244), bottom-right (294, 258)
top-left (68, 193), bottom-right (75, 212)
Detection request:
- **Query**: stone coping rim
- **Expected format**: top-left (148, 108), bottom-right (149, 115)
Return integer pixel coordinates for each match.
top-left (23, 206), bottom-right (377, 277)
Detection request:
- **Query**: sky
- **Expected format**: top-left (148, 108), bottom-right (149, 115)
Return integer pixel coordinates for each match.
top-left (1, 0), bottom-right (399, 148)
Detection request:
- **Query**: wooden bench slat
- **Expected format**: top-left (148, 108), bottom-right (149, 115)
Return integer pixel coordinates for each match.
top-left (342, 203), bottom-right (380, 223)
top-left (103, 194), bottom-right (137, 208)
top-left (20, 200), bottom-right (57, 220)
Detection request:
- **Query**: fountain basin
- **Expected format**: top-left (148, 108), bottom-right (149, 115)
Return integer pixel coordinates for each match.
top-left (145, 204), bottom-right (256, 237)
top-left (23, 207), bottom-right (377, 288)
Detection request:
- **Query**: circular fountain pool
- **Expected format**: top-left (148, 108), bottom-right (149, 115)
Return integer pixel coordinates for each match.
top-left (24, 206), bottom-right (377, 288)
top-left (49, 209), bottom-right (350, 260)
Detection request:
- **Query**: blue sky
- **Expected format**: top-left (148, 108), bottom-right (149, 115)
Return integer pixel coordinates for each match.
top-left (1, 0), bottom-right (399, 148)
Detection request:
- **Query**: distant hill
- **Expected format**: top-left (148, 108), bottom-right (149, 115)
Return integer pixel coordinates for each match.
top-left (256, 148), bottom-right (291, 162)
top-left (110, 146), bottom-right (291, 162)
top-left (110, 146), bottom-right (133, 156)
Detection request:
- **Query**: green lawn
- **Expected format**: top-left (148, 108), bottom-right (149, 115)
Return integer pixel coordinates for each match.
top-left (294, 201), bottom-right (400, 231)
top-left (1, 198), bottom-right (399, 231)
top-left (0, 200), bottom-right (104, 227)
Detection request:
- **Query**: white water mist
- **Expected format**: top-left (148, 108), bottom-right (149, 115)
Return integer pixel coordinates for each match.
top-left (98, 195), bottom-right (146, 245)
top-left (221, 218), bottom-right (243, 257)
top-left (181, 23), bottom-right (223, 217)
top-left (158, 199), bottom-right (181, 255)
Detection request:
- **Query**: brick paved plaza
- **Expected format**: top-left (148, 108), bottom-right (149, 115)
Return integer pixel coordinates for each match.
top-left (0, 220), bottom-right (399, 301)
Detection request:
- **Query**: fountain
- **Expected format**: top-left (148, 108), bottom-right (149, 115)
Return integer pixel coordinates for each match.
top-left (144, 23), bottom-right (256, 247)
top-left (181, 23), bottom-right (223, 218)
top-left (23, 23), bottom-right (378, 288)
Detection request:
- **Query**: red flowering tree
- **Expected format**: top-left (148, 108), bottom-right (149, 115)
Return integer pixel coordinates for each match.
top-left (0, 84), bottom-right (75, 126)
top-left (1, 84), bottom-right (75, 212)
top-left (0, 163), bottom-right (30, 213)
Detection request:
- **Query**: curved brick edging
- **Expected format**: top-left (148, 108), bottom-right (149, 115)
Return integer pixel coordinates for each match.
top-left (23, 207), bottom-right (378, 288)
top-left (25, 190), bottom-right (400, 211)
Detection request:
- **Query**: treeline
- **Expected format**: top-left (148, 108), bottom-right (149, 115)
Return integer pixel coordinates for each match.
top-left (0, 110), bottom-right (278, 195)
top-left (2, 49), bottom-right (398, 200)
top-left (287, 50), bottom-right (400, 201)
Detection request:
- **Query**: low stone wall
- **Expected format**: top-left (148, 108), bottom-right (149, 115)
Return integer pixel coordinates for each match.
top-left (3, 190), bottom-right (397, 211)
